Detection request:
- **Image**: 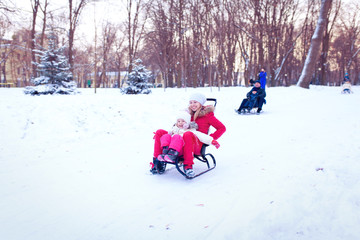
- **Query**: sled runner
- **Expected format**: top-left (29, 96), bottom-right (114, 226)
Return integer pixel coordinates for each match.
top-left (235, 108), bottom-right (263, 115)
top-left (235, 98), bottom-right (266, 115)
top-left (159, 140), bottom-right (217, 179)
top-left (158, 98), bottom-right (218, 179)
top-left (175, 143), bottom-right (216, 179)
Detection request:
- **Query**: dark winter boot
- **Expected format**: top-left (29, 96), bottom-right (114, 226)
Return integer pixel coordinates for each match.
top-left (164, 148), bottom-right (179, 163)
top-left (157, 148), bottom-right (168, 173)
top-left (150, 157), bottom-right (166, 174)
top-left (150, 157), bottom-right (158, 174)
top-left (256, 108), bottom-right (262, 114)
top-left (156, 160), bottom-right (166, 174)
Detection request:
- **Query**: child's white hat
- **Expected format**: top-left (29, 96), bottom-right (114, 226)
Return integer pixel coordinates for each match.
top-left (176, 111), bottom-right (191, 123)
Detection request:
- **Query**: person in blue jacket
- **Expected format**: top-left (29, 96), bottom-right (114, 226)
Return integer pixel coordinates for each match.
top-left (343, 72), bottom-right (350, 84)
top-left (258, 68), bottom-right (267, 90)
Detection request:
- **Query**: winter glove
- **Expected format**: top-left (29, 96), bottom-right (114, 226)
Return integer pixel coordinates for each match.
top-left (189, 121), bottom-right (198, 130)
top-left (211, 139), bottom-right (220, 149)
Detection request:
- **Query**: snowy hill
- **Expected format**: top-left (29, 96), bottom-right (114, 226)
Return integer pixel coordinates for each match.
top-left (1, 86), bottom-right (359, 240)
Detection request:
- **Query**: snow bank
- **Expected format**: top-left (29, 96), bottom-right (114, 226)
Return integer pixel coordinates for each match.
top-left (1, 86), bottom-right (359, 240)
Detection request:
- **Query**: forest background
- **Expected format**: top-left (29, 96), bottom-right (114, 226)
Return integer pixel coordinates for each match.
top-left (1, 0), bottom-right (359, 89)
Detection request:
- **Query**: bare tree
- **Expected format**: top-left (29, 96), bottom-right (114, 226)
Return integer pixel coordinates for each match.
top-left (0, 16), bottom-right (12, 84)
top-left (223, 0), bottom-right (239, 86)
top-left (344, 4), bottom-right (360, 83)
top-left (39, 0), bottom-right (49, 48)
top-left (175, 0), bottom-right (184, 88)
top-left (72, 45), bottom-right (92, 87)
top-left (146, 0), bottom-right (177, 88)
top-left (189, 0), bottom-right (209, 87)
top-left (68, 0), bottom-right (88, 75)
top-left (331, 2), bottom-right (360, 85)
top-left (98, 22), bottom-right (116, 87)
top-left (3, 0), bottom-right (360, 89)
top-left (30, 0), bottom-right (40, 78)
top-left (234, 2), bottom-right (254, 84)
top-left (0, 0), bottom-right (15, 15)
top-left (126, 0), bottom-right (149, 72)
top-left (274, 30), bottom-right (303, 86)
top-left (297, 0), bottom-right (332, 89)
top-left (114, 32), bottom-right (126, 88)
top-left (319, 0), bottom-right (341, 85)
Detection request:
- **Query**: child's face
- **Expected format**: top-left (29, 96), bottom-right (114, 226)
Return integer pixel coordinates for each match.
top-left (189, 100), bottom-right (201, 112)
top-left (254, 82), bottom-right (261, 88)
top-left (177, 118), bottom-right (187, 128)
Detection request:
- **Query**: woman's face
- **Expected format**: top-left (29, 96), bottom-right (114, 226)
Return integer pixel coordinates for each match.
top-left (189, 100), bottom-right (201, 112)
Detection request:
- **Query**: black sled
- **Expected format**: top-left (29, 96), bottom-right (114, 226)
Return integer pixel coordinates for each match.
top-left (154, 98), bottom-right (218, 179)
top-left (174, 144), bottom-right (216, 179)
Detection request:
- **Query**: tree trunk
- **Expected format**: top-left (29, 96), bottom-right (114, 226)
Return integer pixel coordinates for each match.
top-left (68, 0), bottom-right (87, 77)
top-left (40, 0), bottom-right (49, 48)
top-left (126, 0), bottom-right (148, 73)
top-left (30, 0), bottom-right (40, 78)
top-left (297, 0), bottom-right (332, 89)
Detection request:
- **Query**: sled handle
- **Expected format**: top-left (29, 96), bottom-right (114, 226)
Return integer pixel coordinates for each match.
top-left (206, 98), bottom-right (217, 107)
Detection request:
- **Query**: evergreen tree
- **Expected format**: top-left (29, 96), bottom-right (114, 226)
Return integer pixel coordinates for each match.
top-left (24, 32), bottom-right (79, 95)
top-left (121, 59), bottom-right (152, 94)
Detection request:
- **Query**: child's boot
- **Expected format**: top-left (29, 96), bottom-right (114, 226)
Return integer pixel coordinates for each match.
top-left (150, 157), bottom-right (158, 174)
top-left (156, 161), bottom-right (166, 174)
top-left (164, 148), bottom-right (179, 163)
top-left (157, 146), bottom-right (169, 162)
top-left (150, 157), bottom-right (166, 174)
top-left (184, 165), bottom-right (195, 178)
top-left (162, 146), bottom-right (169, 154)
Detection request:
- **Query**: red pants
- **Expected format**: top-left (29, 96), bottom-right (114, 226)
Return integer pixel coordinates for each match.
top-left (153, 129), bottom-right (202, 167)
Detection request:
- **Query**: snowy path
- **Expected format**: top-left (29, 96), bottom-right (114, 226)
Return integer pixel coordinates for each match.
top-left (1, 87), bottom-right (360, 240)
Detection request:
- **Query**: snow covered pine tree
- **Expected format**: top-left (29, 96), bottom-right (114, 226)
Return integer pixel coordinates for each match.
top-left (24, 32), bottom-right (79, 95)
top-left (121, 59), bottom-right (152, 94)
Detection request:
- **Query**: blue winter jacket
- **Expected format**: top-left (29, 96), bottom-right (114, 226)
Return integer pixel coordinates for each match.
top-left (259, 71), bottom-right (267, 89)
top-left (246, 87), bottom-right (266, 99)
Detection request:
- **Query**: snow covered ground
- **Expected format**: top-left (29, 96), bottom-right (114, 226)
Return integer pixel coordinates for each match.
top-left (1, 86), bottom-right (360, 240)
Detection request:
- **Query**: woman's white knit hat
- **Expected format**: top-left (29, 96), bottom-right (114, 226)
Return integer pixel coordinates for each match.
top-left (189, 93), bottom-right (206, 105)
